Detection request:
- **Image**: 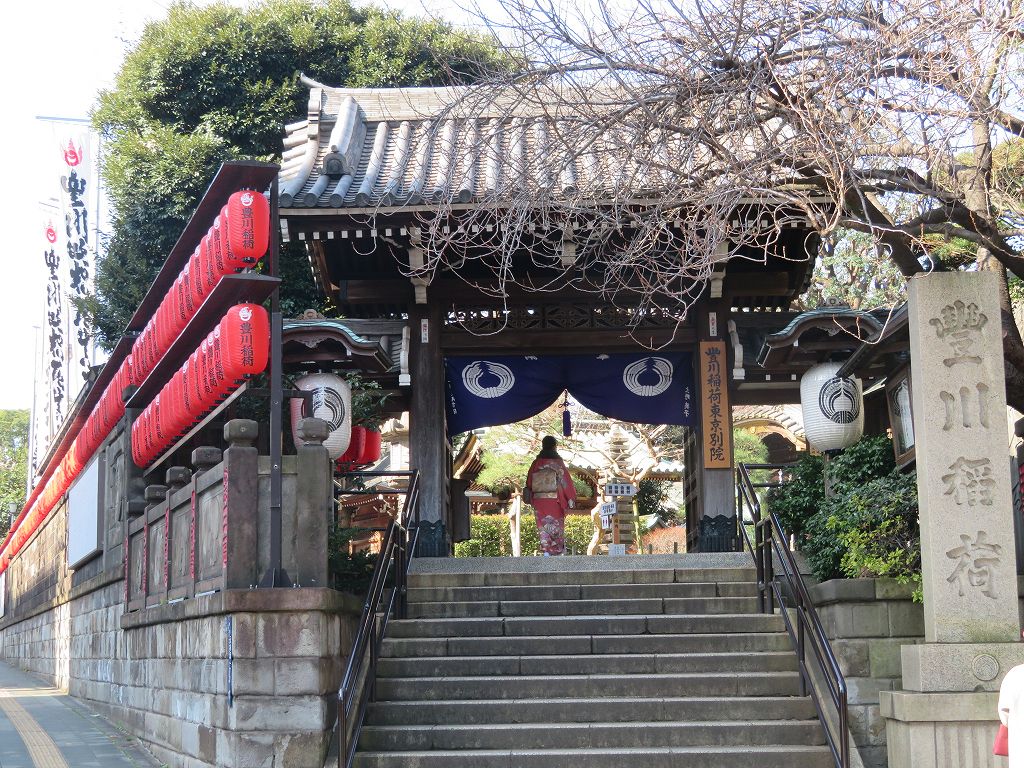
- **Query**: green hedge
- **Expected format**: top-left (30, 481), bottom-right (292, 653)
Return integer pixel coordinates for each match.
top-left (455, 513), bottom-right (595, 557)
top-left (766, 436), bottom-right (921, 598)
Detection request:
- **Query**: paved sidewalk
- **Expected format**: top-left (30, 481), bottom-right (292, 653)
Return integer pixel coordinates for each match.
top-left (0, 661), bottom-right (160, 768)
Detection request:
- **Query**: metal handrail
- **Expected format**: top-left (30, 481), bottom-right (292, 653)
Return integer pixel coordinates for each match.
top-left (324, 469), bottom-right (421, 768)
top-left (737, 462), bottom-right (849, 768)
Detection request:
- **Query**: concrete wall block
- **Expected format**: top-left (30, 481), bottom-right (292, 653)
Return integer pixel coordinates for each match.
top-left (887, 601), bottom-right (925, 637)
top-left (215, 731), bottom-right (275, 768)
top-left (833, 639), bottom-right (870, 677)
top-left (229, 695), bottom-right (328, 732)
top-left (847, 676), bottom-right (895, 706)
top-left (231, 613), bottom-right (258, 659)
top-left (279, 731), bottom-right (330, 768)
top-left (180, 721), bottom-right (218, 765)
top-left (256, 612), bottom-right (325, 658)
top-left (833, 603), bottom-right (890, 638)
top-left (849, 703), bottom-right (887, 746)
top-left (868, 638), bottom-right (910, 679)
top-left (274, 657), bottom-right (327, 696)
top-left (232, 658), bottom-right (276, 696)
top-left (144, 708), bottom-right (183, 752)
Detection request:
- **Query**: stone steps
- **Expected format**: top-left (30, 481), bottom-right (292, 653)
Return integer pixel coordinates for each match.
top-left (385, 613), bottom-right (786, 638)
top-left (406, 596), bottom-right (761, 618)
top-left (381, 631), bottom-right (795, 657)
top-left (406, 566), bottom-right (757, 588)
top-left (376, 651), bottom-right (799, 677)
top-left (365, 695), bottom-right (819, 725)
top-left (352, 745), bottom-right (834, 768)
top-left (358, 720), bottom-right (828, 750)
top-left (373, 672), bottom-right (804, 700)
top-left (354, 556), bottom-right (830, 768)
top-left (406, 581), bottom-right (758, 603)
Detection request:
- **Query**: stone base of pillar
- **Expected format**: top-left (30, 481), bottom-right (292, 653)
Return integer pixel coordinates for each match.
top-left (697, 514), bottom-right (740, 552)
top-left (880, 691), bottom-right (999, 768)
top-left (881, 641), bottom-right (1024, 768)
top-left (414, 520), bottom-right (448, 557)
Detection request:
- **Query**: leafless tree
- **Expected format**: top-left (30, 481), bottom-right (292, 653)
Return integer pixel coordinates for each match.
top-left (402, 0), bottom-right (1024, 405)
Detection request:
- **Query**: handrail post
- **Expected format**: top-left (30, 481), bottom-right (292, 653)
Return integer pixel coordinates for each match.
top-left (338, 695), bottom-right (347, 768)
top-left (753, 508), bottom-right (766, 613)
top-left (798, 612), bottom-right (808, 697)
top-left (369, 612), bottom-right (378, 704)
top-left (764, 511), bottom-right (775, 614)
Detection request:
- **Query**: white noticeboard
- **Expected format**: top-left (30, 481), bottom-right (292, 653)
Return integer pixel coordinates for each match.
top-left (0, 571), bottom-right (6, 618)
top-left (608, 544), bottom-right (627, 556)
top-left (67, 455), bottom-right (104, 569)
top-left (599, 502), bottom-right (616, 530)
top-left (604, 483), bottom-right (637, 497)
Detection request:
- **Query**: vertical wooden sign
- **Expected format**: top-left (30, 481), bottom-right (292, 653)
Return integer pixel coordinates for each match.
top-left (699, 341), bottom-right (731, 469)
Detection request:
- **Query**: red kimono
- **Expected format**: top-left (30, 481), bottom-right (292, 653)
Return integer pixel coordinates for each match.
top-left (526, 457), bottom-right (577, 555)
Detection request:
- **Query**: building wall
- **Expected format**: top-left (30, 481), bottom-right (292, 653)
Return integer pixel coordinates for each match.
top-left (0, 419), bottom-right (358, 768)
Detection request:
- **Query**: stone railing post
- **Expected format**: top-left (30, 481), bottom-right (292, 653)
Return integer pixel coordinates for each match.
top-left (223, 420), bottom-right (259, 589)
top-left (163, 467), bottom-right (191, 602)
top-left (189, 447), bottom-right (223, 592)
top-left (293, 418), bottom-right (331, 588)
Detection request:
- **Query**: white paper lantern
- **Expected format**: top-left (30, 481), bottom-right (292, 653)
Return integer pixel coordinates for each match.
top-left (290, 373), bottom-right (351, 458)
top-left (800, 362), bottom-right (864, 451)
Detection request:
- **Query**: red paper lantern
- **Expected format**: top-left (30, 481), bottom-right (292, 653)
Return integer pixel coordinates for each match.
top-left (339, 425), bottom-right (367, 464)
top-left (219, 304), bottom-right (269, 382)
top-left (189, 249), bottom-right (208, 308)
top-left (358, 428), bottom-right (382, 465)
top-left (222, 190), bottom-right (269, 266)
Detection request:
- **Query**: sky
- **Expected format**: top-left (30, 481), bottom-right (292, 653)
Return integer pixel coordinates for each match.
top-left (0, 1), bottom-right (176, 411)
top-left (0, 0), bottom-right (502, 412)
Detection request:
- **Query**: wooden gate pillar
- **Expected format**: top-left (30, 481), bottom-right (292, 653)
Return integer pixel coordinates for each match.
top-left (693, 299), bottom-right (737, 551)
top-left (409, 302), bottom-right (449, 555)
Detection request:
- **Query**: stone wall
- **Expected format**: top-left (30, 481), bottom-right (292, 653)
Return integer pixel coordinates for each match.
top-left (0, 418), bottom-right (358, 767)
top-left (810, 578), bottom-right (925, 768)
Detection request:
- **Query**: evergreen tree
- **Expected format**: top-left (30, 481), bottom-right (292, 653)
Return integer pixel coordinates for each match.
top-left (87, 0), bottom-right (509, 349)
top-left (0, 410), bottom-right (30, 539)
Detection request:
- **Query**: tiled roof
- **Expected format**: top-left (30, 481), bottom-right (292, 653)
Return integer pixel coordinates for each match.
top-left (278, 79), bottom-right (798, 212)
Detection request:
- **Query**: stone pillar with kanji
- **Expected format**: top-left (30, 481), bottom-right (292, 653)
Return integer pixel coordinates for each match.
top-left (881, 271), bottom-right (1024, 768)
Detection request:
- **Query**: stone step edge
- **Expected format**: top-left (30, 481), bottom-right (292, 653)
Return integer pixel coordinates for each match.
top-left (383, 632), bottom-right (792, 643)
top-left (354, 746), bottom-right (831, 755)
top-left (379, 651), bottom-right (796, 660)
top-left (361, 718), bottom-right (822, 731)
top-left (390, 613), bottom-right (778, 624)
top-left (368, 695), bottom-right (813, 706)
top-left (407, 582), bottom-right (758, 593)
top-left (407, 596), bottom-right (759, 607)
top-left (373, 671), bottom-right (800, 683)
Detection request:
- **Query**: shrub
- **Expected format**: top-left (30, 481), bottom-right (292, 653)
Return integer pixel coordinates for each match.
top-left (767, 435), bottom-right (897, 539)
top-left (766, 452), bottom-right (824, 538)
top-left (801, 470), bottom-right (920, 597)
top-left (454, 512), bottom-right (596, 556)
top-left (328, 525), bottom-right (377, 594)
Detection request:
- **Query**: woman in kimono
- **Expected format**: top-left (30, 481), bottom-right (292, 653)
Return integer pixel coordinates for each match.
top-left (524, 436), bottom-right (577, 555)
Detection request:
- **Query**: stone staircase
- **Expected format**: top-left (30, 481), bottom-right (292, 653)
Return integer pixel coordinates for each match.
top-left (354, 554), bottom-right (833, 768)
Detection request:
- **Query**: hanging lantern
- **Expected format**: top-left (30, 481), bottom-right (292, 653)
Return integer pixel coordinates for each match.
top-left (290, 373), bottom-right (352, 459)
top-left (339, 425), bottom-right (367, 465)
top-left (222, 190), bottom-right (270, 265)
top-left (800, 362), bottom-right (864, 451)
top-left (358, 428), bottom-right (382, 465)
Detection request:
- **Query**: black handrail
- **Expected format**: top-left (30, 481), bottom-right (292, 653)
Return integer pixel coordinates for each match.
top-left (737, 463), bottom-right (849, 768)
top-left (324, 469), bottom-right (421, 768)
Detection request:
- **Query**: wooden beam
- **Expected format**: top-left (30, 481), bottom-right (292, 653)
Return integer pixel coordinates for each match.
top-left (724, 272), bottom-right (791, 296)
top-left (440, 327), bottom-right (697, 353)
